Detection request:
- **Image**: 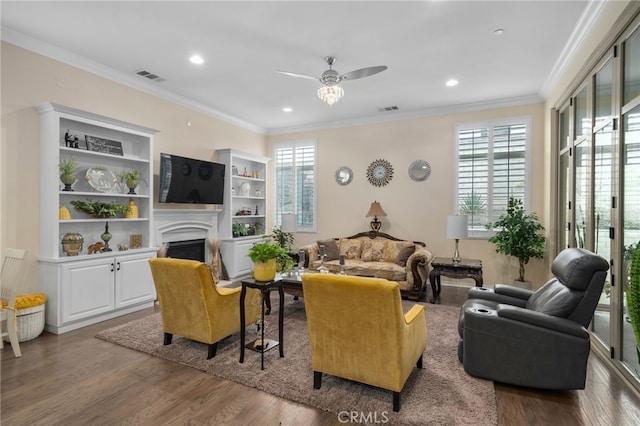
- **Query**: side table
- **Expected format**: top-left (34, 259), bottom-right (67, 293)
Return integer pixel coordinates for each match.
top-left (429, 257), bottom-right (483, 304)
top-left (239, 278), bottom-right (285, 370)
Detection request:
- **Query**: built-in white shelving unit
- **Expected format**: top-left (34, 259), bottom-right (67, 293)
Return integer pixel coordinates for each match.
top-left (216, 148), bottom-right (269, 279)
top-left (36, 102), bottom-right (158, 334)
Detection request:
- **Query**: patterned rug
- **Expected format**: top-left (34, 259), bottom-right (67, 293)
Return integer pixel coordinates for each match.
top-left (96, 298), bottom-right (497, 425)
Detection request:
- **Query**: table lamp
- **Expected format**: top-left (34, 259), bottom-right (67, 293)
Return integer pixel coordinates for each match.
top-left (281, 213), bottom-right (297, 233)
top-left (366, 201), bottom-right (387, 232)
top-left (447, 214), bottom-right (468, 264)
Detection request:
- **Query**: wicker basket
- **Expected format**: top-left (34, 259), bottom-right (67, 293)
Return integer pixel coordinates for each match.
top-left (16, 304), bottom-right (45, 342)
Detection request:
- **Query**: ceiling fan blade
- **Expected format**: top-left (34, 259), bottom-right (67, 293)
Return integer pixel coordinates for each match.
top-left (275, 70), bottom-right (319, 81)
top-left (340, 65), bottom-right (388, 81)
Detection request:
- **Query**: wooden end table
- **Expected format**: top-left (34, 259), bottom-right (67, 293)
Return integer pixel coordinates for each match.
top-left (239, 278), bottom-right (285, 370)
top-left (429, 257), bottom-right (483, 304)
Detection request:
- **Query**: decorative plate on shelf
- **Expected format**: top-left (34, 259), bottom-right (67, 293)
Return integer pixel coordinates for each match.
top-left (86, 167), bottom-right (118, 192)
top-left (408, 160), bottom-right (431, 181)
top-left (366, 159), bottom-right (394, 187)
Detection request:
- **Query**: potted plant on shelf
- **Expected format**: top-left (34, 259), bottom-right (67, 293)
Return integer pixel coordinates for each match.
top-left (59, 157), bottom-right (80, 191)
top-left (70, 199), bottom-right (130, 218)
top-left (232, 223), bottom-right (249, 238)
top-left (485, 197), bottom-right (546, 288)
top-left (118, 169), bottom-right (147, 195)
top-left (247, 237), bottom-right (292, 281)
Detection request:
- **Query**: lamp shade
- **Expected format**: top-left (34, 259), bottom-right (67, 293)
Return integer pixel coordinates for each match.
top-left (447, 215), bottom-right (468, 239)
top-left (366, 201), bottom-right (387, 218)
top-left (281, 213), bottom-right (297, 233)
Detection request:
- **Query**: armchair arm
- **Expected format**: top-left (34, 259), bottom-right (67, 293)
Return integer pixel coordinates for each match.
top-left (495, 284), bottom-right (534, 301)
top-left (497, 305), bottom-right (588, 338)
top-left (467, 287), bottom-right (528, 307)
top-left (405, 246), bottom-right (433, 294)
top-left (404, 304), bottom-right (425, 324)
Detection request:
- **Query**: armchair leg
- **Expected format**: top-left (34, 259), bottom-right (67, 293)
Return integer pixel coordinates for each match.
top-left (416, 355), bottom-right (423, 369)
top-left (163, 333), bottom-right (173, 345)
top-left (393, 392), bottom-right (401, 412)
top-left (313, 371), bottom-right (322, 389)
top-left (207, 342), bottom-right (218, 359)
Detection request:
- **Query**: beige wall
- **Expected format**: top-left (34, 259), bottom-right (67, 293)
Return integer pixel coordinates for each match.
top-left (267, 103), bottom-right (548, 288)
top-left (1, 42), bottom-right (266, 293)
top-left (2, 0), bottom-right (632, 293)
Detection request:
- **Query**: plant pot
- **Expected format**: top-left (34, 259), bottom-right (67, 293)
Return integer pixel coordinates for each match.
top-left (253, 259), bottom-right (277, 281)
top-left (126, 179), bottom-right (138, 194)
top-left (60, 173), bottom-right (75, 191)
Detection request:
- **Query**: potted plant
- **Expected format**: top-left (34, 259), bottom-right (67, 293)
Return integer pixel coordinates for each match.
top-left (119, 169), bottom-right (147, 195)
top-left (232, 222), bottom-right (249, 238)
top-left (70, 199), bottom-right (130, 218)
top-left (247, 237), bottom-right (291, 281)
top-left (272, 226), bottom-right (295, 251)
top-left (485, 197), bottom-right (546, 286)
top-left (627, 243), bottom-right (640, 363)
top-left (59, 157), bottom-right (80, 191)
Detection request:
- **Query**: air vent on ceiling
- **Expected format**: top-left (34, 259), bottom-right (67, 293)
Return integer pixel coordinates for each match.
top-left (378, 106), bottom-right (399, 112)
top-left (136, 69), bottom-right (166, 83)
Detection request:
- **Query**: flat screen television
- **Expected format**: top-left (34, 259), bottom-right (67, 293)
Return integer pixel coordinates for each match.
top-left (158, 152), bottom-right (225, 204)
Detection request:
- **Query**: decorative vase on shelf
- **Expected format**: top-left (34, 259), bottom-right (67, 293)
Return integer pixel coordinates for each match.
top-left (125, 198), bottom-right (138, 218)
top-left (60, 173), bottom-right (75, 191)
top-left (61, 232), bottom-right (83, 256)
top-left (101, 222), bottom-right (113, 252)
top-left (126, 179), bottom-right (138, 195)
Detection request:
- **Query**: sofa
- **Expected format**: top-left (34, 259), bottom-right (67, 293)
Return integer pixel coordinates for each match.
top-left (300, 232), bottom-right (433, 300)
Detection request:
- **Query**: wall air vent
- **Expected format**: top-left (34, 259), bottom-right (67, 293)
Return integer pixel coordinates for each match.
top-left (378, 106), bottom-right (399, 112)
top-left (136, 69), bottom-right (166, 83)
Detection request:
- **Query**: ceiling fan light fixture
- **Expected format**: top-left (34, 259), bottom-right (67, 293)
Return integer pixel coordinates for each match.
top-left (318, 84), bottom-right (344, 105)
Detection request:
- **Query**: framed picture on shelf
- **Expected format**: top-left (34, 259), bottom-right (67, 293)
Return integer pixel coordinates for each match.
top-left (85, 135), bottom-right (124, 156)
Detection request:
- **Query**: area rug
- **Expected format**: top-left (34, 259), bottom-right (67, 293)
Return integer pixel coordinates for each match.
top-left (96, 299), bottom-right (497, 425)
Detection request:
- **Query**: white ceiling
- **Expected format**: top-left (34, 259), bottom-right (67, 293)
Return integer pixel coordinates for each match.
top-left (1, 1), bottom-right (597, 134)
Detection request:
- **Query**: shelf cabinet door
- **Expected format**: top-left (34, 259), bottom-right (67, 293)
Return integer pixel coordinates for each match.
top-left (115, 252), bottom-right (156, 308)
top-left (61, 258), bottom-right (115, 323)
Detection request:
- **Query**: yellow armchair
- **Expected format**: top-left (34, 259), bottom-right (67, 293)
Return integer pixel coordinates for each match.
top-left (148, 258), bottom-right (260, 359)
top-left (301, 274), bottom-right (427, 412)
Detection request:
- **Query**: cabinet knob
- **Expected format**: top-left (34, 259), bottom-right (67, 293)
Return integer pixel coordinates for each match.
top-left (110, 262), bottom-right (114, 272)
top-left (117, 262), bottom-right (121, 271)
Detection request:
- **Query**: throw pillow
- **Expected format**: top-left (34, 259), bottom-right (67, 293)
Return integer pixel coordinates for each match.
top-left (361, 239), bottom-right (388, 262)
top-left (339, 238), bottom-right (363, 259)
top-left (317, 239), bottom-right (340, 261)
top-left (396, 245), bottom-right (416, 267)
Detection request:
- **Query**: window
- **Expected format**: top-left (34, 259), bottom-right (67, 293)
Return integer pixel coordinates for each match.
top-left (455, 117), bottom-right (531, 237)
top-left (273, 140), bottom-right (317, 232)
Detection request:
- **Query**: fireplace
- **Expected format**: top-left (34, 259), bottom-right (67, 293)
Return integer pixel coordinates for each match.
top-left (154, 209), bottom-right (219, 263)
top-left (166, 238), bottom-right (205, 262)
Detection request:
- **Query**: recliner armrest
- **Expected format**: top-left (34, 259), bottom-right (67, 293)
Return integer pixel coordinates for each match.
top-left (496, 305), bottom-right (589, 338)
top-left (494, 284), bottom-right (534, 301)
top-left (467, 287), bottom-right (528, 307)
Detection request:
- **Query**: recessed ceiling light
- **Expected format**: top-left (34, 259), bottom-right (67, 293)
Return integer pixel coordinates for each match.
top-left (446, 79), bottom-right (459, 87)
top-left (283, 107), bottom-right (293, 113)
top-left (189, 55), bottom-right (204, 65)
top-left (494, 29), bottom-right (504, 36)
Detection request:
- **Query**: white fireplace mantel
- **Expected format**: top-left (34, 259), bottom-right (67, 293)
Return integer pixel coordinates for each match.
top-left (153, 209), bottom-right (221, 261)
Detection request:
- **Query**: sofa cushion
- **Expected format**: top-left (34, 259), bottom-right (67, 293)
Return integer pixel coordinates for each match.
top-left (339, 238), bottom-right (363, 259)
top-left (384, 241), bottom-right (415, 266)
top-left (362, 239), bottom-right (387, 261)
top-left (317, 239), bottom-right (340, 261)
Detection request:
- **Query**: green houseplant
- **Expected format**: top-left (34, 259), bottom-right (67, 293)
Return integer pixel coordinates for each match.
top-left (272, 226), bottom-right (294, 251)
top-left (59, 157), bottom-right (80, 191)
top-left (118, 169), bottom-right (147, 194)
top-left (70, 199), bottom-right (130, 218)
top-left (486, 197), bottom-right (546, 284)
top-left (626, 243), bottom-right (640, 363)
top-left (248, 237), bottom-right (293, 281)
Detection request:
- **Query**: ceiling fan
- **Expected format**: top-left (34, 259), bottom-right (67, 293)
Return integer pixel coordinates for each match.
top-left (276, 56), bottom-right (388, 105)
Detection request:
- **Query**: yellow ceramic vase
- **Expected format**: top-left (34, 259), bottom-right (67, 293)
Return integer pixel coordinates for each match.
top-left (125, 198), bottom-right (138, 219)
top-left (253, 259), bottom-right (277, 281)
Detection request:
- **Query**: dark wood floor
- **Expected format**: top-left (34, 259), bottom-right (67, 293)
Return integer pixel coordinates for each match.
top-left (2, 285), bottom-right (640, 425)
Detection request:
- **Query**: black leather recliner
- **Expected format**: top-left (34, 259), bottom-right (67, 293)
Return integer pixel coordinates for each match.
top-left (457, 248), bottom-right (609, 389)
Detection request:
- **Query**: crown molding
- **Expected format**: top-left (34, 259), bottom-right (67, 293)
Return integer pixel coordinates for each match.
top-left (1, 27), bottom-right (266, 135)
top-left (265, 94), bottom-right (544, 136)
